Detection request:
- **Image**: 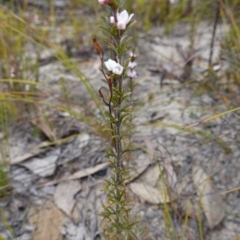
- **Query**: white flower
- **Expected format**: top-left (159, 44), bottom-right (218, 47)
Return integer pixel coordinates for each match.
top-left (105, 59), bottom-right (123, 75)
top-left (116, 10), bottom-right (134, 30)
top-left (128, 61), bottom-right (137, 69)
top-left (127, 70), bottom-right (137, 79)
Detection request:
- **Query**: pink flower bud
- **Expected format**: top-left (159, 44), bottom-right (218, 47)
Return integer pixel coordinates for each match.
top-left (98, 0), bottom-right (112, 6)
top-left (128, 61), bottom-right (137, 69)
top-left (127, 70), bottom-right (137, 79)
top-left (110, 16), bottom-right (115, 24)
top-left (130, 52), bottom-right (137, 58)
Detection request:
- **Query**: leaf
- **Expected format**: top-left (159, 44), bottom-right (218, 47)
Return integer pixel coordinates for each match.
top-left (129, 182), bottom-right (169, 204)
top-left (54, 180), bottom-right (81, 217)
top-left (126, 160), bottom-right (151, 183)
top-left (21, 154), bottom-right (58, 177)
top-left (39, 162), bottom-right (109, 187)
top-left (29, 201), bottom-right (65, 240)
top-left (192, 165), bottom-right (225, 229)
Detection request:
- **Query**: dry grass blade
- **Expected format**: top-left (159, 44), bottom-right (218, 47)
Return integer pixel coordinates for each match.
top-left (184, 107), bottom-right (240, 129)
top-left (153, 122), bottom-right (231, 154)
top-left (10, 148), bottom-right (40, 164)
top-left (31, 116), bottom-right (56, 142)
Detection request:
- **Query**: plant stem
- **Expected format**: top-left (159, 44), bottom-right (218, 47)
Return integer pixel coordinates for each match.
top-left (209, 0), bottom-right (220, 67)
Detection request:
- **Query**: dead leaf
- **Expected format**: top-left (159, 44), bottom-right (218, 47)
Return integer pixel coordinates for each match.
top-left (192, 165), bottom-right (225, 229)
top-left (54, 180), bottom-right (81, 217)
top-left (39, 162), bottom-right (109, 187)
top-left (21, 155), bottom-right (58, 177)
top-left (127, 163), bottom-right (151, 184)
top-left (127, 155), bottom-right (152, 184)
top-left (142, 164), bottom-right (162, 185)
top-left (129, 182), bottom-right (169, 204)
top-left (133, 164), bottom-right (170, 203)
top-left (29, 201), bottom-right (65, 240)
top-left (10, 148), bottom-right (40, 165)
top-left (125, 137), bottom-right (156, 183)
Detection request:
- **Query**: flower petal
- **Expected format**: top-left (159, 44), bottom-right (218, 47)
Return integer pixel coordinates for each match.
top-left (118, 10), bottom-right (129, 22)
top-left (128, 13), bottom-right (134, 23)
top-left (105, 59), bottom-right (115, 71)
top-left (130, 52), bottom-right (137, 58)
top-left (117, 21), bottom-right (127, 30)
top-left (113, 63), bottom-right (123, 75)
top-left (128, 61), bottom-right (137, 69)
top-left (127, 70), bottom-right (137, 78)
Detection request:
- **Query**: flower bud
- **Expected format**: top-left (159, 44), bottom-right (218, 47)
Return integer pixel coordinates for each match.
top-left (128, 61), bottom-right (137, 69)
top-left (130, 52), bottom-right (137, 58)
top-left (127, 70), bottom-right (137, 79)
top-left (98, 0), bottom-right (112, 6)
top-left (110, 16), bottom-right (115, 24)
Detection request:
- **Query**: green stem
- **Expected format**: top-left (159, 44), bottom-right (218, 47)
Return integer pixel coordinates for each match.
top-left (114, 78), bottom-right (122, 240)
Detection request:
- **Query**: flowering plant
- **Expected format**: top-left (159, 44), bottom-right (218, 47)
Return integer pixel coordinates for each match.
top-left (94, 0), bottom-right (138, 239)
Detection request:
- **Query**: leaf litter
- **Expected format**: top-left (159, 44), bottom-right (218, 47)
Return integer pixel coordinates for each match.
top-left (192, 165), bottom-right (225, 229)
